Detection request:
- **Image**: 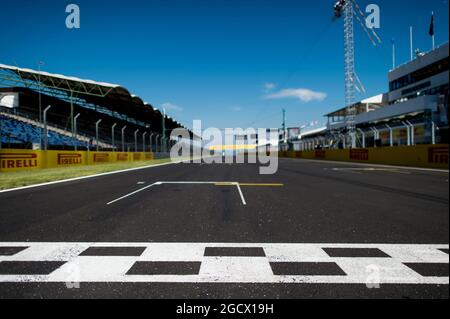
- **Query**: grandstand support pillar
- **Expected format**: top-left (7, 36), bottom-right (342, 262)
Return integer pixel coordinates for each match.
top-left (385, 124), bottom-right (394, 147)
top-left (350, 132), bottom-right (356, 149)
top-left (161, 137), bottom-right (166, 153)
top-left (121, 126), bottom-right (127, 152)
top-left (112, 123), bottom-right (117, 151)
top-left (143, 132), bottom-right (147, 153)
top-left (162, 109), bottom-right (166, 140)
top-left (96, 119), bottom-right (103, 152)
top-left (357, 128), bottom-right (366, 148)
top-left (43, 105), bottom-right (52, 151)
top-left (371, 127), bottom-right (379, 147)
top-left (73, 113), bottom-right (81, 151)
top-left (402, 122), bottom-right (411, 146)
top-left (165, 137), bottom-right (169, 153)
top-left (38, 61), bottom-right (45, 150)
top-left (431, 122), bottom-right (436, 145)
top-left (0, 112), bottom-right (3, 150)
top-left (406, 121), bottom-right (415, 145)
top-left (155, 135), bottom-right (160, 153)
top-left (149, 133), bottom-right (154, 153)
top-left (134, 129), bottom-right (139, 152)
top-left (70, 91), bottom-right (74, 140)
top-left (340, 134), bottom-right (346, 149)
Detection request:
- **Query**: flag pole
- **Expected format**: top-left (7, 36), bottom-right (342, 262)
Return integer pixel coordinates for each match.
top-left (392, 39), bottom-right (396, 70)
top-left (410, 26), bottom-right (414, 61)
top-left (432, 12), bottom-right (435, 50)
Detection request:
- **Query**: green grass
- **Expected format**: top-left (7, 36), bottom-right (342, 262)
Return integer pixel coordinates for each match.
top-left (0, 159), bottom-right (173, 190)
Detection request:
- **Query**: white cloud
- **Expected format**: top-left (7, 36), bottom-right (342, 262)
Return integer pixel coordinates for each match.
top-left (263, 83), bottom-right (276, 92)
top-left (265, 88), bottom-right (327, 103)
top-left (231, 105), bottom-right (242, 112)
top-left (161, 102), bottom-right (183, 112)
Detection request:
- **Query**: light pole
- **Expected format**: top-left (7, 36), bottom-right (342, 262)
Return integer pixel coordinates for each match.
top-left (73, 113), bottom-right (81, 151)
top-left (95, 119), bottom-right (102, 152)
top-left (38, 61), bottom-right (45, 149)
top-left (43, 105), bottom-right (52, 151)
top-left (134, 129), bottom-right (139, 152)
top-left (111, 123), bottom-right (117, 151)
top-left (143, 132), bottom-right (148, 153)
top-left (121, 126), bottom-right (127, 152)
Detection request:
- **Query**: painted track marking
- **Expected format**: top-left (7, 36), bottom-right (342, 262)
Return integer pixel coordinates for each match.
top-left (0, 243), bottom-right (447, 284)
top-left (107, 181), bottom-right (283, 206)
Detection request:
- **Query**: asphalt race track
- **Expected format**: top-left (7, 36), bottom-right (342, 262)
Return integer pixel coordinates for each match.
top-left (0, 158), bottom-right (448, 298)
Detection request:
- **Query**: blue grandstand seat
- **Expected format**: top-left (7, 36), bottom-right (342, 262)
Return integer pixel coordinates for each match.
top-left (0, 115), bottom-right (85, 148)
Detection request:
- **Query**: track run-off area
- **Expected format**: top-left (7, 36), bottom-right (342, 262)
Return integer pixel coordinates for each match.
top-left (0, 157), bottom-right (448, 298)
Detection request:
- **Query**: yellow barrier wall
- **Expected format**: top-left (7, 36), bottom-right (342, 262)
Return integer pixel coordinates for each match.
top-left (0, 149), bottom-right (155, 172)
top-left (0, 149), bottom-right (44, 172)
top-left (280, 145), bottom-right (449, 169)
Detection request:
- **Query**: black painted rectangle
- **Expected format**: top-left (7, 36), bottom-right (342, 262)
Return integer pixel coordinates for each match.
top-left (80, 247), bottom-right (146, 257)
top-left (0, 261), bottom-right (66, 275)
top-left (127, 262), bottom-right (201, 275)
top-left (270, 262), bottom-right (347, 276)
top-left (0, 247), bottom-right (28, 256)
top-left (405, 263), bottom-right (449, 277)
top-left (323, 248), bottom-right (391, 258)
top-left (204, 247), bottom-right (266, 257)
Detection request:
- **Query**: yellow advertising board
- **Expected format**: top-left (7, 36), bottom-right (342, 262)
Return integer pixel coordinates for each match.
top-left (0, 149), bottom-right (43, 172)
top-left (280, 145), bottom-right (449, 169)
top-left (45, 150), bottom-right (86, 168)
top-left (0, 149), bottom-right (155, 172)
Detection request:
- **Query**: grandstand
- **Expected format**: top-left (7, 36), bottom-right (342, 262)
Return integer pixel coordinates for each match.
top-left (294, 42), bottom-right (449, 151)
top-left (0, 114), bottom-right (85, 149)
top-left (0, 64), bottom-right (190, 153)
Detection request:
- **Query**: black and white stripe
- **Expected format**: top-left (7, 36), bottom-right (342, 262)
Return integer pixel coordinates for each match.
top-left (0, 243), bottom-right (448, 284)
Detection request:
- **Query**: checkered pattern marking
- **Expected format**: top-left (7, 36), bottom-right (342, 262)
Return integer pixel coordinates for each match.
top-left (0, 243), bottom-right (448, 284)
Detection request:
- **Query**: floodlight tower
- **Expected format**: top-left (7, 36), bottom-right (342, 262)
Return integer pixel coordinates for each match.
top-left (334, 0), bottom-right (381, 148)
top-left (343, 1), bottom-right (356, 148)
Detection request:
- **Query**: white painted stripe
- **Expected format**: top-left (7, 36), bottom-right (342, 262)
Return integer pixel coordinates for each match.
top-left (330, 168), bottom-right (412, 174)
top-left (0, 243), bottom-right (447, 284)
top-left (106, 181), bottom-right (249, 206)
top-left (0, 274), bottom-right (446, 284)
top-left (0, 160), bottom-right (182, 194)
top-left (236, 183), bottom-right (247, 206)
top-left (107, 183), bottom-right (159, 205)
top-left (283, 158), bottom-right (449, 174)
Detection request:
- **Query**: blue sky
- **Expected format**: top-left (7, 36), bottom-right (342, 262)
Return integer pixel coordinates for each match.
top-left (1, 0), bottom-right (448, 130)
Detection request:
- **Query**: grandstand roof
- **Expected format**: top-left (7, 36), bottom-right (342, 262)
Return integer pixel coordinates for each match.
top-left (325, 93), bottom-right (389, 118)
top-left (0, 63), bottom-right (186, 131)
top-left (299, 127), bottom-right (327, 139)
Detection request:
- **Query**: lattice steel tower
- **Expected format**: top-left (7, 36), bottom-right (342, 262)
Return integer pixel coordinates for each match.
top-left (334, 0), bottom-right (381, 148)
top-left (343, 1), bottom-right (356, 148)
